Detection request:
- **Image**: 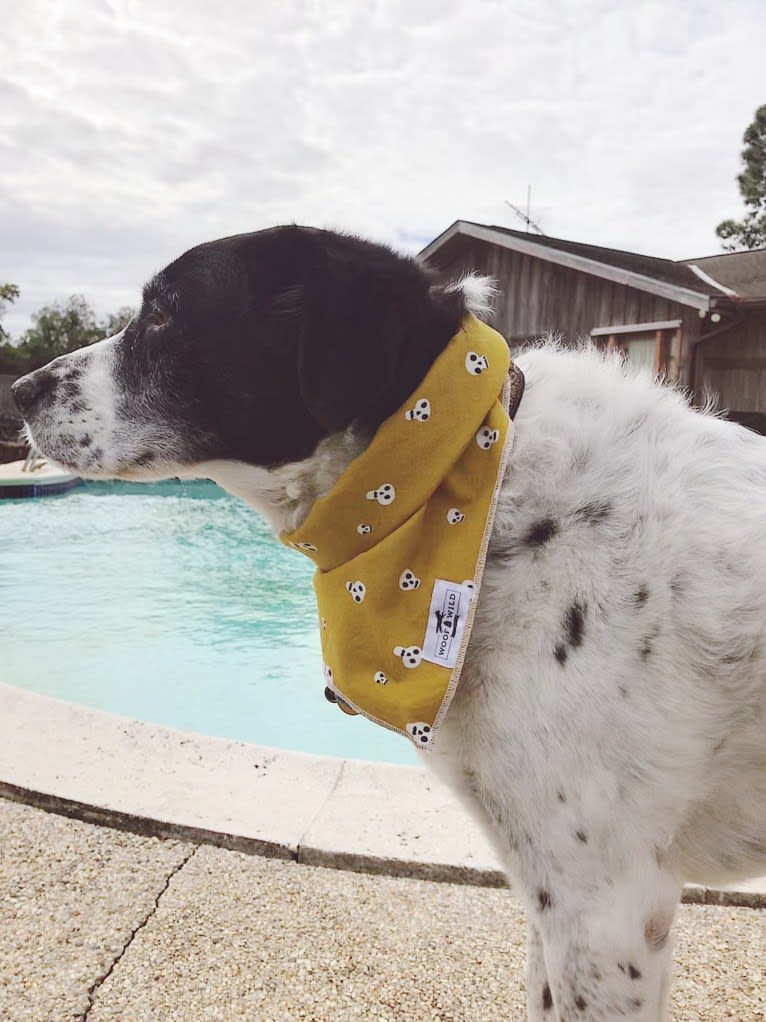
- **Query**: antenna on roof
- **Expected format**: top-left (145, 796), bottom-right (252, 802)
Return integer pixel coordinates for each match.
top-left (504, 187), bottom-right (545, 235)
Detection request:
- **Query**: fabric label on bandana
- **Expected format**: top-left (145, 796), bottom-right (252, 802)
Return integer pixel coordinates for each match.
top-left (422, 579), bottom-right (475, 668)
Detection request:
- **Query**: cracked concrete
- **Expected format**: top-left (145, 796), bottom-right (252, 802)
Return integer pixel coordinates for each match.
top-left (78, 847), bottom-right (198, 1021)
top-left (1, 798), bottom-right (764, 1022)
top-left (0, 798), bottom-right (195, 1022)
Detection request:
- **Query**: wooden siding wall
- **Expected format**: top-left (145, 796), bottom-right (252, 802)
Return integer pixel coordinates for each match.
top-left (427, 237), bottom-right (691, 343)
top-left (695, 311), bottom-right (766, 416)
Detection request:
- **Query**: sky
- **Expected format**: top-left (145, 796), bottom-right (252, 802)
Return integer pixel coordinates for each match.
top-left (1, 0), bottom-right (764, 337)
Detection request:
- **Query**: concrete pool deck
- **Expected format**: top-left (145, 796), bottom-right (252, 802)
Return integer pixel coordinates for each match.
top-left (1, 798), bottom-right (764, 1022)
top-left (0, 681), bottom-right (764, 907)
top-left (0, 683), bottom-right (764, 1019)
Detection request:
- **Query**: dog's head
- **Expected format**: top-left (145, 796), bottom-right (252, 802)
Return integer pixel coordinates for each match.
top-left (12, 226), bottom-right (492, 491)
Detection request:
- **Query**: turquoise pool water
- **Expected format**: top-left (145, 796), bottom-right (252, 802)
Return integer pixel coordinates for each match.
top-left (0, 479), bottom-right (416, 765)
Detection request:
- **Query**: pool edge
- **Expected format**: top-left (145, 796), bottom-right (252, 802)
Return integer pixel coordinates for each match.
top-left (0, 682), bottom-right (763, 907)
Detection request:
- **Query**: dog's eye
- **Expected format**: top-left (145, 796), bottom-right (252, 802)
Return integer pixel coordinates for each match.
top-left (147, 311), bottom-right (170, 331)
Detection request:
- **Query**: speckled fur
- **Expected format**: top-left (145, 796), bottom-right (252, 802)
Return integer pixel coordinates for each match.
top-left (424, 341), bottom-right (766, 1020)
top-left (202, 338), bottom-right (766, 1021)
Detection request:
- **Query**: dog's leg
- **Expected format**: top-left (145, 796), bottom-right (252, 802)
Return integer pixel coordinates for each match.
top-left (531, 862), bottom-right (681, 1021)
top-left (526, 922), bottom-right (554, 1020)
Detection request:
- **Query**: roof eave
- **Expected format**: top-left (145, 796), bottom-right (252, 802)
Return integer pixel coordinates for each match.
top-left (419, 221), bottom-right (713, 312)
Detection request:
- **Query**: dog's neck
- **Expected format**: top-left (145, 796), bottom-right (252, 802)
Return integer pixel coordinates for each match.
top-left (192, 427), bottom-right (371, 535)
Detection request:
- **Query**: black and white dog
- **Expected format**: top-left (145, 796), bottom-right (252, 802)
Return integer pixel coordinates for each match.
top-left (13, 226), bottom-right (766, 1021)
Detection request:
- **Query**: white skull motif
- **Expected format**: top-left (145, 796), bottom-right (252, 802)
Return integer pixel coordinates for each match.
top-left (357, 523), bottom-right (373, 535)
top-left (366, 483), bottom-right (396, 506)
top-left (405, 398), bottom-right (431, 422)
top-left (374, 671), bottom-right (388, 685)
top-left (475, 426), bottom-right (500, 450)
top-left (465, 352), bottom-right (489, 375)
top-left (406, 722), bottom-right (435, 748)
top-left (393, 644), bottom-right (423, 669)
top-left (399, 569), bottom-right (421, 591)
top-left (447, 508), bottom-right (465, 525)
top-left (345, 581), bottom-right (366, 604)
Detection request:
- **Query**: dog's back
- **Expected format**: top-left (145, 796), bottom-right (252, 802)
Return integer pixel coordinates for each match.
top-left (441, 342), bottom-right (766, 884)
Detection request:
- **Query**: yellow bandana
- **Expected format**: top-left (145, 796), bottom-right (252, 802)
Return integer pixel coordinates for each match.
top-left (282, 315), bottom-right (516, 750)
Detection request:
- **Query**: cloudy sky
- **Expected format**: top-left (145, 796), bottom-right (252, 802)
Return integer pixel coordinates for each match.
top-left (1, 0), bottom-right (764, 336)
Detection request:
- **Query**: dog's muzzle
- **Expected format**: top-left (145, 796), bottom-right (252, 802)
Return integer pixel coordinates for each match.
top-left (11, 368), bottom-right (57, 419)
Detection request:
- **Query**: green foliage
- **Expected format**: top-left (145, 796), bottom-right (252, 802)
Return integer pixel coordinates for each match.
top-left (0, 283), bottom-right (20, 344)
top-left (0, 295), bottom-right (135, 376)
top-left (716, 104), bottom-right (766, 251)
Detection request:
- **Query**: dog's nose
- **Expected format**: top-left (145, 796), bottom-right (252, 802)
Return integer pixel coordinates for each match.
top-left (11, 369), bottom-right (55, 416)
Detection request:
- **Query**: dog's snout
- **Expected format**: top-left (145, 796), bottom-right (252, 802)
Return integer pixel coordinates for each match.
top-left (11, 369), bottom-right (56, 416)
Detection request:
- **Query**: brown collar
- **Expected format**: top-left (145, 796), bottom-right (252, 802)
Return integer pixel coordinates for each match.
top-left (508, 363), bottom-right (525, 420)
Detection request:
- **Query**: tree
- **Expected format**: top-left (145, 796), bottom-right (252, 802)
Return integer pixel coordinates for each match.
top-left (0, 283), bottom-right (20, 343)
top-left (0, 295), bottom-right (136, 375)
top-left (101, 306), bottom-right (135, 338)
top-left (17, 294), bottom-right (104, 366)
top-left (716, 104), bottom-right (766, 251)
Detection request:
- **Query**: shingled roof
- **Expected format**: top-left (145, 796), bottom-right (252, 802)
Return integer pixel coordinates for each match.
top-left (682, 248), bottom-right (766, 298)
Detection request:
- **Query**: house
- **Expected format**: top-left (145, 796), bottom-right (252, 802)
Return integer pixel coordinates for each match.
top-left (420, 222), bottom-right (766, 431)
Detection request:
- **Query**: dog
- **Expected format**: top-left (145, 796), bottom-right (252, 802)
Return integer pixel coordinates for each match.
top-left (12, 225), bottom-right (766, 1020)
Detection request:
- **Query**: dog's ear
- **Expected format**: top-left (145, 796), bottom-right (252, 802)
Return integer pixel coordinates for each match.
top-left (297, 241), bottom-right (463, 433)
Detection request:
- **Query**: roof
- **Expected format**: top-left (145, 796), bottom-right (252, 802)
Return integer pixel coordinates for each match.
top-left (682, 248), bottom-right (766, 299)
top-left (419, 221), bottom-right (766, 310)
top-left (472, 223), bottom-right (712, 296)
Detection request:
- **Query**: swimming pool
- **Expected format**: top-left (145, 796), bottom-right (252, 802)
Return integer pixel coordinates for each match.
top-left (0, 479), bottom-right (416, 765)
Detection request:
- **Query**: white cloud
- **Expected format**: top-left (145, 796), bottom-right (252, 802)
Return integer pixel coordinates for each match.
top-left (1, 0), bottom-right (763, 336)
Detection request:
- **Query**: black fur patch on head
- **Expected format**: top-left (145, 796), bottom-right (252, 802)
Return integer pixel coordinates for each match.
top-left (632, 585), bottom-right (649, 607)
top-left (542, 984), bottom-right (553, 1011)
top-left (110, 226), bottom-right (471, 471)
top-left (538, 889), bottom-right (552, 911)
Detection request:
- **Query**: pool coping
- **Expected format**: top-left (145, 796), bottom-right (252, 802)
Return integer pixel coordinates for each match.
top-left (0, 682), bottom-right (764, 907)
